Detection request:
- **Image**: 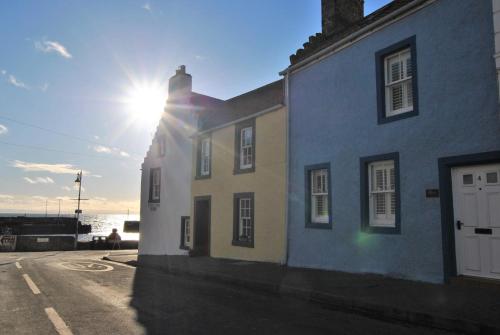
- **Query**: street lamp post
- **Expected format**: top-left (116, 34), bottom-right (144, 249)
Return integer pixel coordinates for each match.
top-left (74, 170), bottom-right (83, 250)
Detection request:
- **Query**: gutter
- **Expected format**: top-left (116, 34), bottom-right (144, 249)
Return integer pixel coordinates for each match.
top-left (279, 0), bottom-right (436, 76)
top-left (192, 104), bottom-right (284, 137)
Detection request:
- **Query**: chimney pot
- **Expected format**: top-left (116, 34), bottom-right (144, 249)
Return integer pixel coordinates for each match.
top-left (169, 65), bottom-right (192, 98)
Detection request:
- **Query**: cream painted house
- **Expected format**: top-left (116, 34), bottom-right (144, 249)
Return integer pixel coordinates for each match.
top-left (189, 80), bottom-right (287, 264)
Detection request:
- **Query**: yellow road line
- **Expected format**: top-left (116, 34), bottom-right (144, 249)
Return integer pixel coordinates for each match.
top-left (15, 262), bottom-right (22, 269)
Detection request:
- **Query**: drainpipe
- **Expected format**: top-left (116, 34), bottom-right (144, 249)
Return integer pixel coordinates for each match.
top-left (283, 72), bottom-right (290, 266)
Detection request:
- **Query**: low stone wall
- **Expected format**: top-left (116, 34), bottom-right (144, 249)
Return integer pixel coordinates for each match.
top-left (15, 235), bottom-right (75, 252)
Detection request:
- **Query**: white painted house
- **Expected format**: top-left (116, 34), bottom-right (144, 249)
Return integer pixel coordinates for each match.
top-left (139, 66), bottom-right (223, 256)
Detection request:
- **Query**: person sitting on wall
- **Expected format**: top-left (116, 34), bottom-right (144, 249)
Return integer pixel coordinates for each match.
top-left (107, 228), bottom-right (121, 250)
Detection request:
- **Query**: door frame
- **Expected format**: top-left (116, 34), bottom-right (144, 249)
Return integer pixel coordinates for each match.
top-left (193, 195), bottom-right (211, 256)
top-left (438, 151), bottom-right (500, 282)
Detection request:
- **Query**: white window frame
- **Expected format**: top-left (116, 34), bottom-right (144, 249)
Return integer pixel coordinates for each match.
top-left (150, 168), bottom-right (161, 202)
top-left (200, 137), bottom-right (210, 176)
top-left (368, 160), bottom-right (395, 227)
top-left (311, 169), bottom-right (329, 224)
top-left (240, 127), bottom-right (253, 169)
top-left (384, 48), bottom-right (413, 117)
top-left (238, 198), bottom-right (252, 241)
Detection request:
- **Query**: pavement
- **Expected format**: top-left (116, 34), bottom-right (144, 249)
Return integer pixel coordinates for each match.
top-left (0, 250), bottom-right (455, 335)
top-left (104, 250), bottom-right (500, 335)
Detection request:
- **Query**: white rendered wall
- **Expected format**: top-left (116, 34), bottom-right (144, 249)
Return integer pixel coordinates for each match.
top-left (139, 104), bottom-right (196, 255)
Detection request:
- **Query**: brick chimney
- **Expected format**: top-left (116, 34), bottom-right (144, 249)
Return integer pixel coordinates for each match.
top-left (321, 0), bottom-right (364, 36)
top-left (168, 65), bottom-right (192, 99)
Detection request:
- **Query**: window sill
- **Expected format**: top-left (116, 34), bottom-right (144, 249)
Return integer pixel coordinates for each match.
top-left (232, 240), bottom-right (254, 248)
top-left (195, 174), bottom-right (211, 180)
top-left (148, 200), bottom-right (160, 204)
top-left (233, 167), bottom-right (255, 175)
top-left (179, 245), bottom-right (190, 250)
top-left (362, 224), bottom-right (400, 235)
top-left (305, 222), bottom-right (332, 230)
top-left (378, 109), bottom-right (418, 124)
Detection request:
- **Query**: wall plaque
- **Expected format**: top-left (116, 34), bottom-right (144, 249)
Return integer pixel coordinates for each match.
top-left (426, 189), bottom-right (440, 198)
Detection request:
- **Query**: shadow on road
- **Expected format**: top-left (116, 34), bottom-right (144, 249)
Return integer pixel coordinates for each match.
top-left (128, 263), bottom-right (441, 335)
top-left (128, 265), bottom-right (334, 335)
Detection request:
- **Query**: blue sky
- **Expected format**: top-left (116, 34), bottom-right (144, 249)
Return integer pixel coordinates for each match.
top-left (0, 0), bottom-right (391, 214)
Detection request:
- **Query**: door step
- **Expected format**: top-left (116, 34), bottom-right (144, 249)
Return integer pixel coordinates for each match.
top-left (450, 275), bottom-right (500, 291)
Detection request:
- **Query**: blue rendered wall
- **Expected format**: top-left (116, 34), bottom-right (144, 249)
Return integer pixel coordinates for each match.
top-left (287, 0), bottom-right (500, 283)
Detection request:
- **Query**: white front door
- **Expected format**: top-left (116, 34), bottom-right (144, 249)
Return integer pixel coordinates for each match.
top-left (452, 164), bottom-right (500, 280)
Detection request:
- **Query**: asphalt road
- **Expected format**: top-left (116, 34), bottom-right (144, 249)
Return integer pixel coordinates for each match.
top-left (0, 251), bottom-right (459, 335)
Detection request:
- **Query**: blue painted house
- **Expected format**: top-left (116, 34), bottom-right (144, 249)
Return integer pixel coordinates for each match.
top-left (282, 0), bottom-right (500, 283)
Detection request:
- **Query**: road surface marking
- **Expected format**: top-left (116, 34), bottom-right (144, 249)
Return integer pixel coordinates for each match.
top-left (45, 307), bottom-right (73, 335)
top-left (100, 258), bottom-right (136, 269)
top-left (22, 274), bottom-right (41, 295)
top-left (17, 257), bottom-right (24, 261)
top-left (15, 262), bottom-right (22, 269)
top-left (59, 261), bottom-right (113, 272)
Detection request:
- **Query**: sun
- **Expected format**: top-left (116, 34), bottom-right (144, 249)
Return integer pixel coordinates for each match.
top-left (124, 82), bottom-right (167, 125)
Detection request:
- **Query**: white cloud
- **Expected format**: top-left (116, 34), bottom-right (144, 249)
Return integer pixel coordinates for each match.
top-left (11, 160), bottom-right (88, 175)
top-left (32, 195), bottom-right (48, 200)
top-left (142, 3), bottom-right (151, 11)
top-left (93, 145), bottom-right (130, 159)
top-left (93, 135), bottom-right (100, 140)
top-left (0, 124), bottom-right (7, 134)
top-left (40, 83), bottom-right (49, 92)
top-left (93, 197), bottom-right (107, 201)
top-left (0, 69), bottom-right (6, 75)
top-left (35, 40), bottom-right (72, 59)
top-left (61, 184), bottom-right (84, 192)
top-left (93, 145), bottom-right (112, 153)
top-left (195, 55), bottom-right (206, 61)
top-left (90, 174), bottom-right (103, 178)
top-left (24, 176), bottom-right (55, 184)
top-left (8, 74), bottom-right (29, 89)
top-left (0, 194), bottom-right (14, 200)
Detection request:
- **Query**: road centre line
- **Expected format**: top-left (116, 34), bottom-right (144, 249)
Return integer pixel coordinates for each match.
top-left (22, 274), bottom-right (41, 295)
top-left (45, 307), bottom-right (73, 335)
top-left (15, 262), bottom-right (22, 269)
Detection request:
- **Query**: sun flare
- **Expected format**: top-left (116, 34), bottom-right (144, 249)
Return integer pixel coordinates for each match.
top-left (124, 82), bottom-right (167, 124)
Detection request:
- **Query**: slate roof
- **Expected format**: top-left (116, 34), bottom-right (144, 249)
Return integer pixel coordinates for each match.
top-left (196, 79), bottom-right (284, 132)
top-left (289, 0), bottom-right (418, 66)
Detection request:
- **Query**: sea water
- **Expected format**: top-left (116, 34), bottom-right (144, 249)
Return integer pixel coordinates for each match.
top-left (0, 213), bottom-right (140, 241)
